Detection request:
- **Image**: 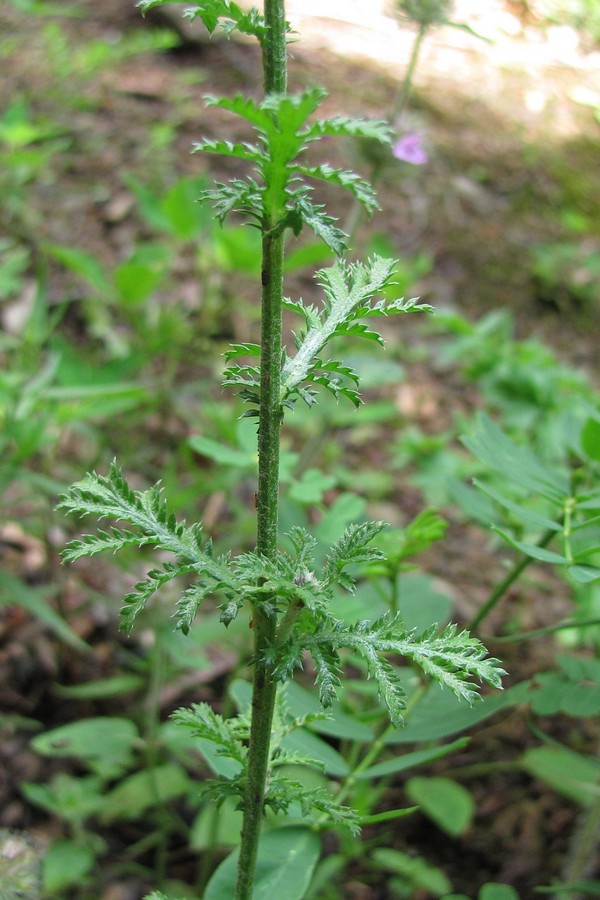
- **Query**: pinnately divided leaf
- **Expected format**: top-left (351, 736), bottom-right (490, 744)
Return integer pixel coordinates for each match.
top-left (191, 86), bottom-right (391, 246)
top-left (298, 615), bottom-right (505, 727)
top-left (192, 138), bottom-right (266, 165)
top-left (300, 115), bottom-right (393, 145)
top-left (58, 464), bottom-right (236, 632)
top-left (296, 163), bottom-right (379, 216)
top-left (279, 256), bottom-right (402, 409)
top-left (137, 0), bottom-right (280, 44)
top-left (173, 703), bottom-right (247, 766)
top-left (323, 521), bottom-right (387, 590)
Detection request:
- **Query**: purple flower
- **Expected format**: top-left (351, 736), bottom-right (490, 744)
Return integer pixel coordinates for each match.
top-left (392, 133), bottom-right (428, 165)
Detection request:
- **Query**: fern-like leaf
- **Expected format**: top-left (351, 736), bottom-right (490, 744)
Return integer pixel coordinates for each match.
top-left (285, 194), bottom-right (348, 256)
top-left (59, 464), bottom-right (202, 560)
top-left (279, 256), bottom-right (400, 409)
top-left (296, 164), bottom-right (379, 216)
top-left (300, 115), bottom-right (393, 145)
top-left (200, 179), bottom-right (263, 225)
top-left (343, 615), bottom-right (506, 704)
top-left (182, 0), bottom-right (277, 43)
top-left (266, 776), bottom-right (361, 833)
top-left (121, 562), bottom-right (196, 634)
top-left (174, 582), bottom-right (216, 635)
top-left (310, 642), bottom-right (343, 709)
top-left (59, 464), bottom-right (235, 633)
top-left (323, 521), bottom-right (386, 591)
top-left (173, 703), bottom-right (247, 766)
top-left (61, 527), bottom-right (154, 563)
top-left (192, 138), bottom-right (266, 164)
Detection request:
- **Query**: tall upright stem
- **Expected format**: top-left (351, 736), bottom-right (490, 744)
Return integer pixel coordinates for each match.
top-left (236, 2), bottom-right (287, 896)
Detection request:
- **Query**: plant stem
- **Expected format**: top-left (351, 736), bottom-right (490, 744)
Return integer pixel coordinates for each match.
top-left (392, 23), bottom-right (426, 121)
top-left (343, 20), bottom-right (427, 239)
top-left (468, 528), bottom-right (556, 631)
top-left (236, 2), bottom-right (288, 896)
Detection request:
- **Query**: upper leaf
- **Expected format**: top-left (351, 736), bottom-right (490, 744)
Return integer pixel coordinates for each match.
top-left (296, 164), bottom-right (379, 216)
top-left (279, 256), bottom-right (427, 410)
top-left (300, 116), bottom-right (393, 145)
top-left (137, 0), bottom-right (285, 44)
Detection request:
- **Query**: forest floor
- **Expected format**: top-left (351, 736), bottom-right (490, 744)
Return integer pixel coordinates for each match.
top-left (1, 0), bottom-right (600, 897)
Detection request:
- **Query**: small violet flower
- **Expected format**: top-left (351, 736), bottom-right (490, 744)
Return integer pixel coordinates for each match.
top-left (392, 133), bottom-right (428, 165)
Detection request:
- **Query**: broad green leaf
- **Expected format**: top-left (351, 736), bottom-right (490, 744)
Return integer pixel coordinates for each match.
top-left (100, 764), bottom-right (191, 822)
top-left (215, 224), bottom-right (262, 275)
top-left (44, 244), bottom-right (113, 297)
top-left (282, 727), bottom-right (349, 777)
top-left (161, 176), bottom-right (212, 238)
top-left (284, 240), bottom-right (334, 273)
top-left (568, 564), bottom-right (600, 583)
top-left (314, 493), bottom-right (367, 548)
top-left (30, 717), bottom-right (138, 778)
top-left (22, 773), bottom-right (105, 823)
top-left (372, 848), bottom-right (452, 896)
top-left (531, 666), bottom-right (600, 717)
top-left (115, 261), bottom-right (162, 305)
top-left (188, 737), bottom-right (242, 779)
top-left (288, 468), bottom-right (337, 505)
top-left (43, 840), bottom-right (95, 894)
top-left (384, 682), bottom-right (530, 744)
top-left (356, 738), bottom-right (468, 780)
top-left (204, 826), bottom-right (320, 900)
top-left (449, 478), bottom-right (498, 524)
top-left (188, 434), bottom-right (255, 468)
top-left (577, 492), bottom-right (600, 510)
top-left (479, 886), bottom-right (519, 900)
top-left (581, 415), bottom-right (600, 462)
top-left (0, 571), bottom-right (88, 651)
top-left (493, 530), bottom-right (568, 564)
top-left (277, 680), bottom-right (375, 742)
top-left (191, 796), bottom-right (244, 849)
top-left (53, 674), bottom-right (144, 699)
top-left (397, 573), bottom-right (452, 633)
top-left (472, 479), bottom-right (562, 532)
top-left (521, 746), bottom-right (600, 806)
top-left (463, 413), bottom-right (570, 503)
top-left (405, 776), bottom-right (475, 836)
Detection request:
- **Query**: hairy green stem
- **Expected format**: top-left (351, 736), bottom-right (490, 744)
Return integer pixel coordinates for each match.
top-left (392, 23), bottom-right (426, 120)
top-left (343, 20), bottom-right (427, 238)
top-left (236, 2), bottom-right (288, 896)
top-left (468, 528), bottom-right (556, 631)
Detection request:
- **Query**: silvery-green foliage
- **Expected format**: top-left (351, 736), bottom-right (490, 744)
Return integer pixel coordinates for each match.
top-left (60, 472), bottom-right (504, 733)
top-left (172, 691), bottom-right (361, 832)
top-left (226, 257), bottom-right (433, 416)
